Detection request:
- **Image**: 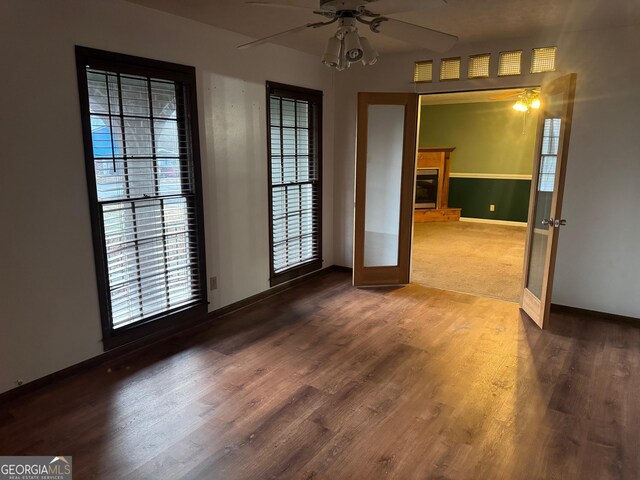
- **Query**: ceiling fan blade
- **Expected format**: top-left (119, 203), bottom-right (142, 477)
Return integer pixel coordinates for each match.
top-left (489, 90), bottom-right (524, 100)
top-left (237, 24), bottom-right (314, 49)
top-left (245, 1), bottom-right (315, 12)
top-left (488, 88), bottom-right (541, 101)
top-left (378, 18), bottom-right (457, 52)
top-left (370, 0), bottom-right (447, 15)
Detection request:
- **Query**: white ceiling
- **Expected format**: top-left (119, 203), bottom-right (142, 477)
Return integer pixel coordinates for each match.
top-left (123, 0), bottom-right (640, 55)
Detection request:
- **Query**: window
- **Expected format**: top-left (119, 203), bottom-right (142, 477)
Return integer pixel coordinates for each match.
top-left (531, 47), bottom-right (557, 73)
top-left (76, 47), bottom-right (207, 349)
top-left (468, 53), bottom-right (490, 79)
top-left (266, 82), bottom-right (322, 286)
top-left (538, 118), bottom-right (561, 192)
top-left (440, 57), bottom-right (461, 80)
top-left (413, 61), bottom-right (433, 83)
top-left (498, 50), bottom-right (522, 76)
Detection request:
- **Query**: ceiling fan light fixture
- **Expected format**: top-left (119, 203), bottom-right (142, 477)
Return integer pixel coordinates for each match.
top-left (343, 30), bottom-right (364, 62)
top-left (359, 36), bottom-right (378, 66)
top-left (240, 1), bottom-right (458, 72)
top-left (322, 36), bottom-right (342, 67)
top-left (238, 0), bottom-right (458, 71)
top-left (512, 90), bottom-right (541, 113)
top-left (513, 100), bottom-right (528, 112)
top-left (336, 38), bottom-right (347, 71)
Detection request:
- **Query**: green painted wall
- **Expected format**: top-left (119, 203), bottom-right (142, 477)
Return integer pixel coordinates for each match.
top-left (420, 101), bottom-right (538, 175)
top-left (419, 100), bottom-right (538, 221)
top-left (448, 178), bottom-right (531, 222)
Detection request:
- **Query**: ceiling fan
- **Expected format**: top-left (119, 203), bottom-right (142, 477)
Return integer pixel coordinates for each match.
top-left (490, 88), bottom-right (541, 101)
top-left (490, 88), bottom-right (541, 112)
top-left (239, 0), bottom-right (458, 70)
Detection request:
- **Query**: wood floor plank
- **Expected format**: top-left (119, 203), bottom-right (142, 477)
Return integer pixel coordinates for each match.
top-left (1, 271), bottom-right (639, 479)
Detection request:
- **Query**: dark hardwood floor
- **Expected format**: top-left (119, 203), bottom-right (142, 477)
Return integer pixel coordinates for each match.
top-left (1, 270), bottom-right (639, 479)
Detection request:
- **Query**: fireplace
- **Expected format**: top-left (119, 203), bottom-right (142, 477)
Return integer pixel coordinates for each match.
top-left (415, 168), bottom-right (439, 209)
top-left (413, 147), bottom-right (461, 222)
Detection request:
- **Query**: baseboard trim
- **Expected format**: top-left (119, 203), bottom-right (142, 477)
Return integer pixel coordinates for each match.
top-left (551, 303), bottom-right (639, 325)
top-left (460, 217), bottom-right (527, 227)
top-left (0, 265), bottom-right (345, 403)
top-left (331, 265), bottom-right (353, 273)
top-left (206, 265), bottom-right (343, 322)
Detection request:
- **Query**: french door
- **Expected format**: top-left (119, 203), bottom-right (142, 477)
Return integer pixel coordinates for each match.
top-left (353, 92), bottom-right (418, 286)
top-left (521, 73), bottom-right (577, 327)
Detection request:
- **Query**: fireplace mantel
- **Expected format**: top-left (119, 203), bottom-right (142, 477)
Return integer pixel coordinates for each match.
top-left (415, 147), bottom-right (461, 222)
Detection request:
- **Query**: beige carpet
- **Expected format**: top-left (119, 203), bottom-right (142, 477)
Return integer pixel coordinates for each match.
top-left (412, 221), bottom-right (526, 303)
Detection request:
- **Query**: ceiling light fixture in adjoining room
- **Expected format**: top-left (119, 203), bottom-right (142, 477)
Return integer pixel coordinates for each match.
top-left (511, 89), bottom-right (541, 134)
top-left (513, 100), bottom-right (529, 112)
top-left (512, 89), bottom-right (541, 112)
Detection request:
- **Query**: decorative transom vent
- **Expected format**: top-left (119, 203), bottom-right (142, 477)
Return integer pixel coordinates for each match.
top-left (440, 57), bottom-right (461, 80)
top-left (498, 50), bottom-right (522, 76)
top-left (413, 61), bottom-right (433, 82)
top-left (531, 47), bottom-right (557, 73)
top-left (412, 46), bottom-right (558, 83)
top-left (468, 54), bottom-right (490, 79)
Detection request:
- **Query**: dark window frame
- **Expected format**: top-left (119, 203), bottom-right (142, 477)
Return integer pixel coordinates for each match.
top-left (75, 46), bottom-right (207, 350)
top-left (266, 81), bottom-right (323, 287)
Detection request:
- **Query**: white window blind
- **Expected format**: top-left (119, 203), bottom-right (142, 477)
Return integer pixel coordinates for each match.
top-left (267, 84), bottom-right (322, 285)
top-left (84, 66), bottom-right (203, 330)
top-left (538, 118), bottom-right (561, 192)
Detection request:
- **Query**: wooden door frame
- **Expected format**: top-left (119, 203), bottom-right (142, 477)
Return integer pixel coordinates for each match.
top-left (521, 73), bottom-right (577, 327)
top-left (353, 92), bottom-right (418, 286)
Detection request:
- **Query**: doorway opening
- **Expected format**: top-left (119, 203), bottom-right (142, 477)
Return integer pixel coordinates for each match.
top-left (411, 88), bottom-right (540, 303)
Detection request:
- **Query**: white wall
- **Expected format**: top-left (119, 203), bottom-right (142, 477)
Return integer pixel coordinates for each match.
top-left (0, 0), bottom-right (335, 394)
top-left (332, 25), bottom-right (640, 318)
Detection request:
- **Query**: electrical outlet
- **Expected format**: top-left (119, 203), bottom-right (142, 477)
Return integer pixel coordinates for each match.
top-left (489, 204), bottom-right (495, 212)
top-left (209, 276), bottom-right (217, 291)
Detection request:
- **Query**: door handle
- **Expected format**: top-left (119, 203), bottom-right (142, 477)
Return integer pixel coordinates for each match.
top-left (554, 219), bottom-right (567, 227)
top-left (541, 218), bottom-right (567, 228)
